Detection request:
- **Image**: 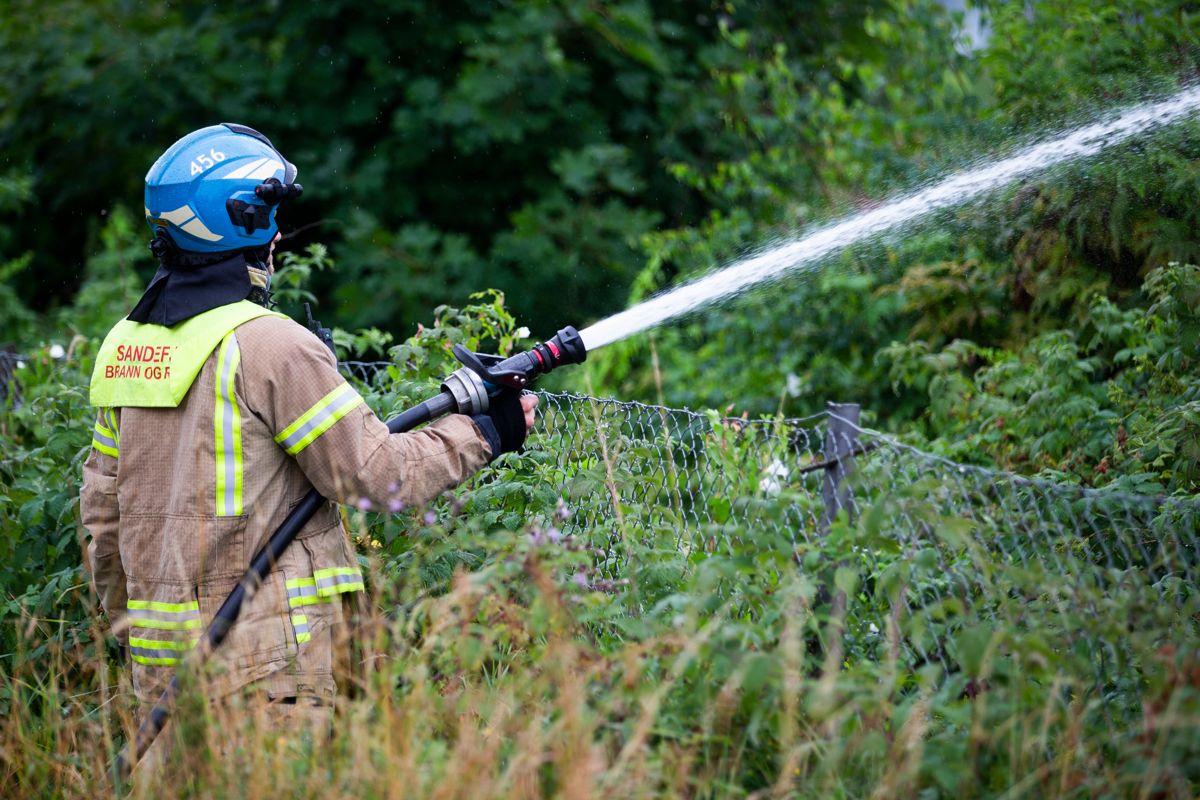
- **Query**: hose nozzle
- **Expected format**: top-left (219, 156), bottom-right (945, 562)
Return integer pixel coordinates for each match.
top-left (448, 324), bottom-right (587, 408)
top-left (528, 325), bottom-right (587, 376)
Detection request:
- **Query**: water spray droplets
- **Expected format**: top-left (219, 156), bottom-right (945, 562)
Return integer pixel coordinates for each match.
top-left (579, 86), bottom-right (1200, 351)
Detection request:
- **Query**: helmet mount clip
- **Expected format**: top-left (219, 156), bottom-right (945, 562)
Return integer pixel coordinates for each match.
top-left (226, 198), bottom-right (274, 235)
top-left (255, 177), bottom-right (303, 204)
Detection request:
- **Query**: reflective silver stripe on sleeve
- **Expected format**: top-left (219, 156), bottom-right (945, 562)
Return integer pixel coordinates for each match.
top-left (276, 387), bottom-right (363, 454)
top-left (93, 427), bottom-right (117, 450)
top-left (287, 584), bottom-right (318, 602)
top-left (105, 407), bottom-right (120, 445)
top-left (315, 572), bottom-right (364, 592)
top-left (126, 600), bottom-right (203, 631)
top-left (130, 645), bottom-right (184, 661)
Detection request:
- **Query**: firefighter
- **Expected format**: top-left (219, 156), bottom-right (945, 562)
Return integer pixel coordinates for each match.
top-left (79, 123), bottom-right (536, 744)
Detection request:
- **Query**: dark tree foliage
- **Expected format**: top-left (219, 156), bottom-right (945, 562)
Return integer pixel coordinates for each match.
top-left (0, 0), bottom-right (892, 334)
top-left (2, 6), bottom-right (1200, 793)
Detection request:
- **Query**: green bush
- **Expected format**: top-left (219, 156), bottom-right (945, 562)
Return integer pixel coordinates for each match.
top-left (881, 262), bottom-right (1200, 493)
top-left (2, 0), bottom-right (1199, 793)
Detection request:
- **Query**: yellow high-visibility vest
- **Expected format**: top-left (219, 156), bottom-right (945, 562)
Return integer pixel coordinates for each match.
top-left (90, 301), bottom-right (287, 408)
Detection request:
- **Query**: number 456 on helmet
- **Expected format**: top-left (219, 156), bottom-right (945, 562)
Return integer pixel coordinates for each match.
top-left (144, 122), bottom-right (303, 253)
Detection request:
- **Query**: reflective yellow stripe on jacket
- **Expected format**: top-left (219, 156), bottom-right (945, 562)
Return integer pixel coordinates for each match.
top-left (290, 613), bottom-right (311, 644)
top-left (284, 577), bottom-right (331, 609)
top-left (128, 636), bottom-right (199, 666)
top-left (285, 577), bottom-right (330, 644)
top-left (126, 599), bottom-right (202, 666)
top-left (285, 567), bottom-right (365, 645)
top-left (92, 407), bottom-right (120, 457)
top-left (274, 383), bottom-right (364, 456)
top-left (314, 566), bottom-right (365, 595)
top-left (288, 568), bottom-right (365, 601)
top-left (214, 333), bottom-right (243, 517)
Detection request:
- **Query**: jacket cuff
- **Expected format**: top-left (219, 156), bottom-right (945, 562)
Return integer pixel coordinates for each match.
top-left (471, 415), bottom-right (501, 461)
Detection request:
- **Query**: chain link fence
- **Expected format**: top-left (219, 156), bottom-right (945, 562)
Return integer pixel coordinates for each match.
top-left (0, 351), bottom-right (23, 410)
top-left (521, 389), bottom-right (1199, 716)
top-left (5, 353), bottom-right (1194, 710)
top-left (339, 363), bottom-right (1198, 627)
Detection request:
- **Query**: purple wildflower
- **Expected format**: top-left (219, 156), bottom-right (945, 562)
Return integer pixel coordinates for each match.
top-left (555, 497), bottom-right (572, 522)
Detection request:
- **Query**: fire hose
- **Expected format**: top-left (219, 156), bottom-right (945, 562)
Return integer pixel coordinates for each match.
top-left (115, 325), bottom-right (587, 778)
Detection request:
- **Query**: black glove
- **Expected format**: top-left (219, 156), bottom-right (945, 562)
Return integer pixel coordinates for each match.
top-left (473, 389), bottom-right (527, 459)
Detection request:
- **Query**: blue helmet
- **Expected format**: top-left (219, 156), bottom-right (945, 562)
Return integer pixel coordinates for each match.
top-left (144, 123), bottom-right (303, 254)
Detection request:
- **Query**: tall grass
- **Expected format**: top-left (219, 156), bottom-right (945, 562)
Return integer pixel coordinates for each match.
top-left (3, 527), bottom-right (1198, 799)
top-left (2, 294), bottom-right (1197, 797)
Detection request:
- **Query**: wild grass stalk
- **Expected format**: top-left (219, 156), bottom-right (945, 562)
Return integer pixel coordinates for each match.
top-left (3, 478), bottom-right (1198, 799)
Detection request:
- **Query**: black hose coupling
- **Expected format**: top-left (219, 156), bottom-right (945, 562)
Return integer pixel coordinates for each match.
top-left (530, 326), bottom-right (587, 375)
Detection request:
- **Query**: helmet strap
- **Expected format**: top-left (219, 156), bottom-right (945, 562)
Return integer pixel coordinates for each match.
top-left (245, 245), bottom-right (274, 308)
top-left (147, 229), bottom-right (275, 308)
top-left (148, 229), bottom-right (232, 270)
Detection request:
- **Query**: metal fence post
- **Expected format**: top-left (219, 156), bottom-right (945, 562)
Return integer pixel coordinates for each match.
top-left (821, 402), bottom-right (861, 533)
top-left (0, 351), bottom-right (22, 411)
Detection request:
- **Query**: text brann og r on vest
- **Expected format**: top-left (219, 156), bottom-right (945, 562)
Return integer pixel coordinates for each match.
top-left (107, 344), bottom-right (174, 381)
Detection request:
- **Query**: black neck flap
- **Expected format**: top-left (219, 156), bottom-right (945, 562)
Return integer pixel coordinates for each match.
top-left (127, 232), bottom-right (272, 326)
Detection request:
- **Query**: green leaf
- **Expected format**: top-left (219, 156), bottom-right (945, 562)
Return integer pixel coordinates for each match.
top-left (834, 566), bottom-right (859, 597)
top-left (741, 653), bottom-right (775, 693)
top-left (954, 623), bottom-right (996, 677)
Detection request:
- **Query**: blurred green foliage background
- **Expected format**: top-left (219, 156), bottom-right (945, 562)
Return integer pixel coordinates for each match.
top-left (2, 0), bottom-right (893, 334)
top-left (2, 1), bottom-right (1198, 428)
top-left (3, 3), bottom-right (1200, 794)
top-left (2, 0), bottom-right (1198, 481)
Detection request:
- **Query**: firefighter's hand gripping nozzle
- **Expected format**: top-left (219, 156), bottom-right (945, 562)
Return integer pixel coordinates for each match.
top-left (441, 325), bottom-right (587, 415)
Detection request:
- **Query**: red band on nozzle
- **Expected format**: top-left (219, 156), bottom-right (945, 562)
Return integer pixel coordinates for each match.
top-left (547, 341), bottom-right (561, 361)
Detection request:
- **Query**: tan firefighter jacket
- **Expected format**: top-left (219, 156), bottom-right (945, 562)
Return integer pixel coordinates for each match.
top-left (80, 301), bottom-right (492, 704)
